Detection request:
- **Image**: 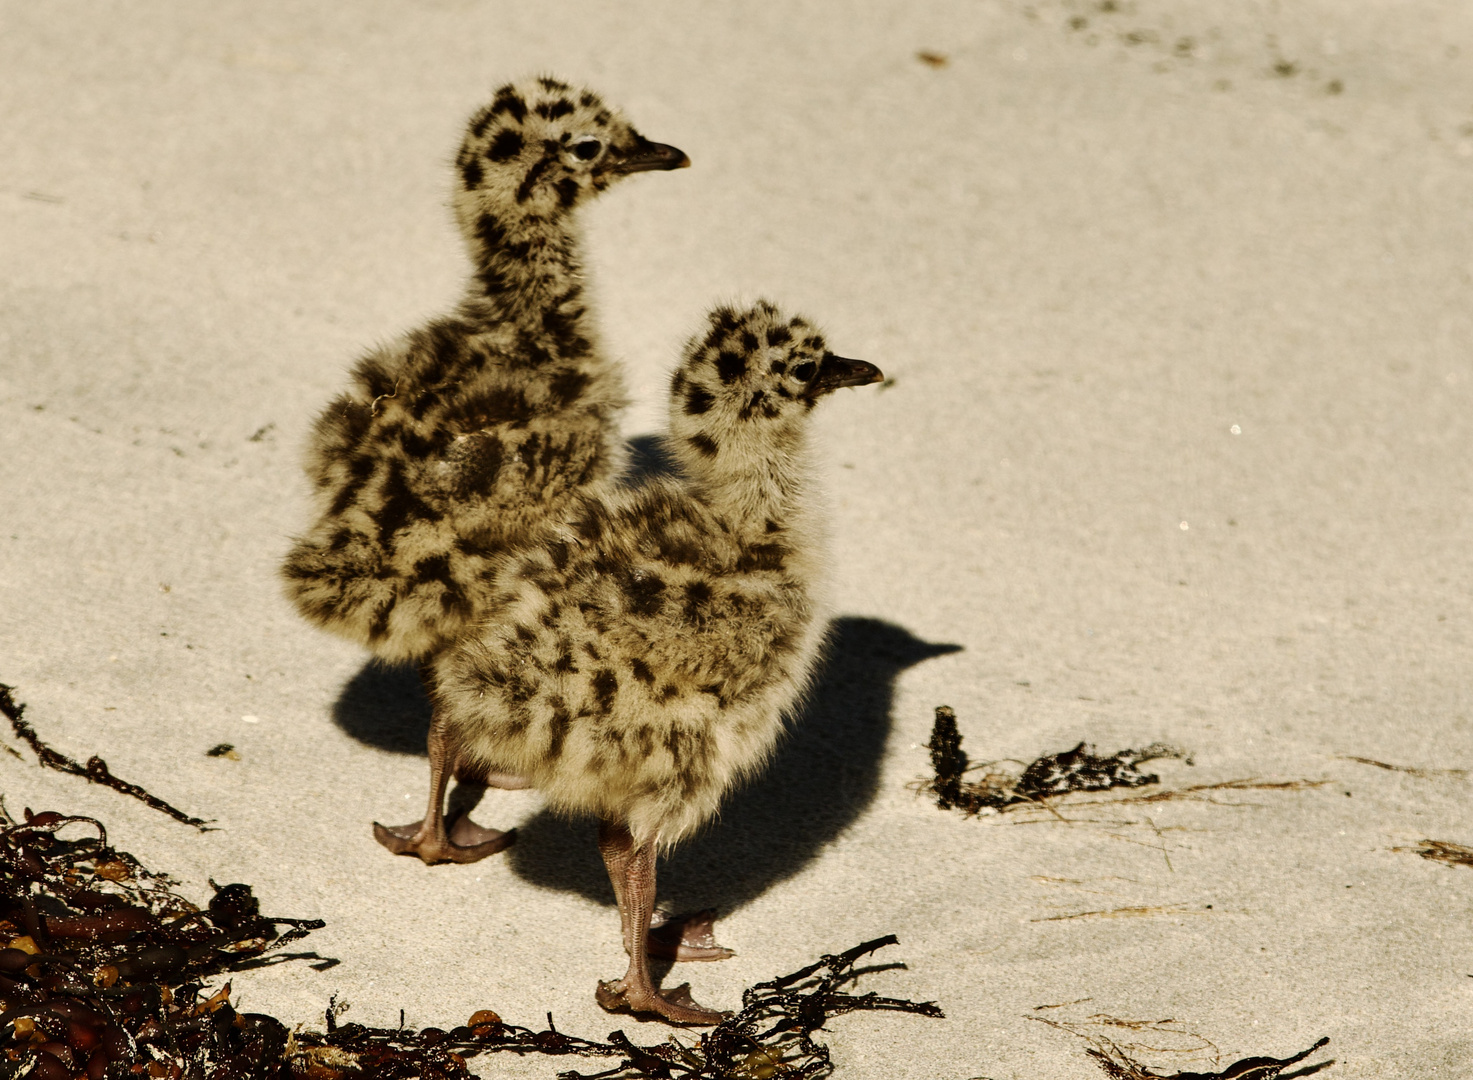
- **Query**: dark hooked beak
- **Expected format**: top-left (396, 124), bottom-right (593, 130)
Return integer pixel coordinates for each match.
top-left (805, 354), bottom-right (885, 397)
top-left (603, 139), bottom-right (691, 175)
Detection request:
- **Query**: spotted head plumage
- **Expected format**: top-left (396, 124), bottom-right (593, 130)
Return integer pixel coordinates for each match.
top-left (454, 76), bottom-right (688, 228)
top-left (667, 301), bottom-right (883, 478)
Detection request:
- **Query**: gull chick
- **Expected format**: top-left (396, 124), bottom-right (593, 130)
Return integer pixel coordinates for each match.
top-left (279, 78), bottom-right (688, 860)
top-left (431, 300), bottom-right (884, 1024)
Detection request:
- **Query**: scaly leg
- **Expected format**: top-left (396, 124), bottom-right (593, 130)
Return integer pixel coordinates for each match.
top-left (597, 824), bottom-right (734, 962)
top-left (593, 821), bottom-right (727, 1025)
top-left (597, 819), bottom-right (636, 953)
top-left (372, 675), bottom-right (516, 864)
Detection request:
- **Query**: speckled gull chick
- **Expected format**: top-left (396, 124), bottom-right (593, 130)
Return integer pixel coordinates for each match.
top-left (430, 300), bottom-right (884, 1024)
top-left (279, 77), bottom-right (688, 860)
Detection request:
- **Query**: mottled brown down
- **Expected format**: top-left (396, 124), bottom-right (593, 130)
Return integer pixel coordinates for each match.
top-left (435, 302), bottom-right (871, 844)
top-left (282, 77), bottom-right (686, 661)
top-left (432, 301), bottom-right (881, 1023)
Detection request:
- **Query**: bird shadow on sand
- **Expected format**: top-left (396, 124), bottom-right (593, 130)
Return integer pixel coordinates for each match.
top-left (509, 616), bottom-right (961, 914)
top-left (332, 615), bottom-right (960, 915)
top-left (331, 662), bottom-right (434, 757)
top-left (330, 435), bottom-right (962, 914)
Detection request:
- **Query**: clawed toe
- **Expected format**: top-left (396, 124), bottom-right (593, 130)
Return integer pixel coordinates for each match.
top-left (595, 978), bottom-right (729, 1026)
top-left (372, 817), bottom-right (515, 864)
top-left (647, 909), bottom-right (735, 962)
top-left (372, 820), bottom-right (422, 850)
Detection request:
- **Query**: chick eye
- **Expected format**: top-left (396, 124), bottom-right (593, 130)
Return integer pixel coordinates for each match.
top-left (792, 361), bottom-right (817, 381)
top-left (572, 138), bottom-right (603, 161)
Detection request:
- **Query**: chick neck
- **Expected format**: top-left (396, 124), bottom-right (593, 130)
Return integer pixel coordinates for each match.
top-left (674, 418), bottom-right (817, 546)
top-left (456, 201), bottom-right (589, 342)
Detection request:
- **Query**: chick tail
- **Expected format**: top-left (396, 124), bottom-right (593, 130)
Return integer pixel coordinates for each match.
top-left (280, 528), bottom-right (471, 663)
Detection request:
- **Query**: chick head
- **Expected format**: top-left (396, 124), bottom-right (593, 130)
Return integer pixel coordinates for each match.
top-left (454, 76), bottom-right (687, 226)
top-left (669, 300), bottom-right (882, 467)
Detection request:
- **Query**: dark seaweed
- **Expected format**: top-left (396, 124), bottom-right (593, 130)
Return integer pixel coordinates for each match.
top-left (1083, 1036), bottom-right (1331, 1079)
top-left (584, 934), bottom-right (947, 1080)
top-left (288, 934), bottom-right (942, 1080)
top-left (0, 806), bottom-right (325, 1079)
top-left (0, 808), bottom-right (940, 1078)
top-left (926, 706), bottom-right (970, 811)
top-left (923, 706), bottom-right (1187, 816)
top-left (0, 682), bottom-right (211, 829)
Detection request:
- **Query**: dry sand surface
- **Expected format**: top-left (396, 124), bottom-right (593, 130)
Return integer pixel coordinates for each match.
top-left (3, 2), bottom-right (1473, 1076)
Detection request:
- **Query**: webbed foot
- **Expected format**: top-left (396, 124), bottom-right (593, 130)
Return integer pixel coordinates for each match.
top-left (647, 909), bottom-right (735, 962)
top-left (595, 978), bottom-right (729, 1026)
top-left (372, 814), bottom-right (515, 864)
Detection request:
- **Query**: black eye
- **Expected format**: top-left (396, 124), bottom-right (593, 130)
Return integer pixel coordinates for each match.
top-left (572, 138), bottom-right (602, 161)
top-left (792, 361), bottom-right (817, 381)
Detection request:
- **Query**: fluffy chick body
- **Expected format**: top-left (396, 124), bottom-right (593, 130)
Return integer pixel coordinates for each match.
top-left (283, 77), bottom-right (686, 662)
top-left (438, 471), bottom-right (827, 846)
top-left (434, 300), bottom-right (882, 1023)
top-left (435, 301), bottom-right (873, 844)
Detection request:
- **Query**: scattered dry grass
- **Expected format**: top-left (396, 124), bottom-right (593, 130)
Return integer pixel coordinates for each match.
top-left (1030, 904), bottom-right (1203, 923)
top-left (1338, 756), bottom-right (1466, 780)
top-left (1031, 1009), bottom-right (1332, 1079)
top-left (1394, 839), bottom-right (1473, 868)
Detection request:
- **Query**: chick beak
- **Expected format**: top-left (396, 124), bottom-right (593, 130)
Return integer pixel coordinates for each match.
top-left (603, 138), bottom-right (691, 175)
top-left (805, 355), bottom-right (885, 398)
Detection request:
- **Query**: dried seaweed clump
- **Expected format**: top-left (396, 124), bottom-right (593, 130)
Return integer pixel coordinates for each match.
top-left (922, 706), bottom-right (1187, 816)
top-left (0, 807), bottom-right (325, 1078)
top-left (291, 935), bottom-right (942, 1080)
top-left (0, 809), bottom-right (940, 1078)
top-left (609, 934), bottom-right (945, 1079)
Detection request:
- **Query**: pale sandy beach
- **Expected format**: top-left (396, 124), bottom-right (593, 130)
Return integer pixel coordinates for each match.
top-left (3, 2), bottom-right (1472, 1076)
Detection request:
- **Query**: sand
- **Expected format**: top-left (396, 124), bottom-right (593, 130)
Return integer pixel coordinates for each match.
top-left (3, 2), bottom-right (1472, 1076)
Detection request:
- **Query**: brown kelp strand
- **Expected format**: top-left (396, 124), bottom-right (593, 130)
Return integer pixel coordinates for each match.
top-left (0, 683), bottom-right (210, 830)
top-left (921, 706), bottom-right (1187, 816)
